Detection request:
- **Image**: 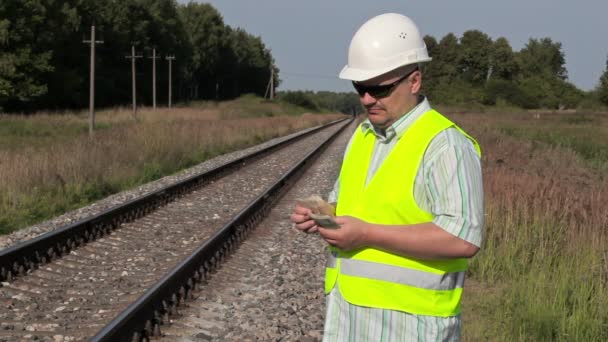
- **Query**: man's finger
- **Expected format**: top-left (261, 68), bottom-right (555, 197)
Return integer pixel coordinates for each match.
top-left (324, 239), bottom-right (339, 246)
top-left (318, 227), bottom-right (339, 239)
top-left (290, 213), bottom-right (309, 223)
top-left (293, 204), bottom-right (312, 215)
top-left (294, 220), bottom-right (316, 231)
top-left (304, 225), bottom-right (319, 234)
top-left (333, 216), bottom-right (349, 225)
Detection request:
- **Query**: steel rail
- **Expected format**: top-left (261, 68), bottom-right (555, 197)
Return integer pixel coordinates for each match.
top-left (0, 118), bottom-right (347, 282)
top-left (90, 118), bottom-right (352, 341)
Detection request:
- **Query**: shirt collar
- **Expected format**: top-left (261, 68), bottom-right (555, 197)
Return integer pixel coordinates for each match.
top-left (360, 96), bottom-right (431, 142)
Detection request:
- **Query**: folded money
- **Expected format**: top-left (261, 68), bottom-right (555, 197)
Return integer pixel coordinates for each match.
top-left (296, 195), bottom-right (340, 229)
top-left (296, 195), bottom-right (335, 215)
top-left (309, 213), bottom-right (340, 229)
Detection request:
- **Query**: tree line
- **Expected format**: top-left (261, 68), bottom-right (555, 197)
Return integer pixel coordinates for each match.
top-left (277, 32), bottom-right (608, 113)
top-left (422, 31), bottom-right (608, 109)
top-left (0, 0), bottom-right (278, 112)
top-left (3, 1), bottom-right (608, 113)
top-left (278, 91), bottom-right (362, 116)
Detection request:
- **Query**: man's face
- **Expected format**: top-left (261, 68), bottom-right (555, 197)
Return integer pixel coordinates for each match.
top-left (353, 67), bottom-right (421, 129)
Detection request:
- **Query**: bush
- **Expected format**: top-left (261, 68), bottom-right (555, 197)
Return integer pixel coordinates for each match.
top-left (279, 92), bottom-right (320, 111)
top-left (483, 79), bottom-right (538, 109)
top-left (426, 78), bottom-right (484, 106)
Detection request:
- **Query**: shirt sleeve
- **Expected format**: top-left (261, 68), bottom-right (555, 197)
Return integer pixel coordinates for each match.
top-left (327, 179), bottom-right (339, 204)
top-left (424, 128), bottom-right (484, 247)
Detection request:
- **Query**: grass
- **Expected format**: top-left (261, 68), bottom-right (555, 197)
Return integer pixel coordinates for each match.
top-left (450, 111), bottom-right (608, 341)
top-left (0, 114), bottom-right (87, 150)
top-left (0, 95), bottom-right (344, 234)
top-left (496, 112), bottom-right (608, 172)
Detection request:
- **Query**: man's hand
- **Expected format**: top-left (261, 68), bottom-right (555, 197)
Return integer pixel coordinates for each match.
top-left (318, 215), bottom-right (370, 251)
top-left (290, 203), bottom-right (319, 233)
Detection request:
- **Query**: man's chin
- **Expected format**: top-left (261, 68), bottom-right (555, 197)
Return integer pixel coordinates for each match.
top-left (367, 112), bottom-right (384, 121)
top-left (368, 117), bottom-right (389, 129)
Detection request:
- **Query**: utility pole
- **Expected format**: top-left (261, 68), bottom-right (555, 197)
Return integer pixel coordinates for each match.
top-left (125, 45), bottom-right (142, 118)
top-left (83, 25), bottom-right (104, 137)
top-left (264, 79), bottom-right (271, 99)
top-left (270, 67), bottom-right (274, 100)
top-left (149, 48), bottom-right (160, 110)
top-left (166, 55), bottom-right (175, 108)
top-left (264, 66), bottom-right (275, 100)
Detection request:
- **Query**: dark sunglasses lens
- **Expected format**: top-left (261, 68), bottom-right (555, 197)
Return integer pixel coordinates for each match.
top-left (369, 86), bottom-right (391, 98)
top-left (353, 83), bottom-right (392, 98)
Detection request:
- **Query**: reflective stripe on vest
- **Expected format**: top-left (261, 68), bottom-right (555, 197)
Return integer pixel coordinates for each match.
top-left (328, 252), bottom-right (465, 290)
top-left (326, 109), bottom-right (481, 317)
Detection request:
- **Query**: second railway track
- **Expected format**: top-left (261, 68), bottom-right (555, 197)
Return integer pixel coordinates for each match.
top-left (0, 118), bottom-right (353, 341)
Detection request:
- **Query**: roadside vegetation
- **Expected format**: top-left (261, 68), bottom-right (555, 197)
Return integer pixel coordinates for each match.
top-left (0, 95), bottom-right (343, 234)
top-left (497, 113), bottom-right (608, 172)
top-left (456, 111), bottom-right (608, 341)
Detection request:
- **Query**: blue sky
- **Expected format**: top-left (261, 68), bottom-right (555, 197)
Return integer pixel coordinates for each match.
top-left (184, 1), bottom-right (608, 93)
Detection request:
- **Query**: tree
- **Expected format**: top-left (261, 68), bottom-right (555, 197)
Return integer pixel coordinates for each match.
top-left (512, 38), bottom-right (573, 109)
top-left (219, 27), bottom-right (277, 99)
top-left (458, 30), bottom-right (493, 86)
top-left (179, 2), bottom-right (225, 99)
top-left (0, 0), bottom-right (54, 111)
top-left (423, 35), bottom-right (439, 60)
top-left (516, 37), bottom-right (567, 80)
top-left (435, 33), bottom-right (460, 80)
top-left (490, 37), bottom-right (517, 80)
top-left (278, 91), bottom-right (361, 115)
top-left (1, 0), bottom-right (277, 111)
top-left (484, 79), bottom-right (527, 107)
top-left (422, 35), bottom-right (439, 94)
top-left (422, 33), bottom-right (460, 100)
top-left (598, 56), bottom-right (608, 106)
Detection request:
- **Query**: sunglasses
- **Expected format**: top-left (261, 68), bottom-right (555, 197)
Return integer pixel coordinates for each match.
top-left (352, 67), bottom-right (418, 98)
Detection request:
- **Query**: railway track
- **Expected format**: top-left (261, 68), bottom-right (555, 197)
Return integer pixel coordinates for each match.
top-left (0, 118), bottom-right (353, 341)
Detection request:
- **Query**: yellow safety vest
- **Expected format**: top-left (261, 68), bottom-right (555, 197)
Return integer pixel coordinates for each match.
top-left (326, 109), bottom-right (481, 317)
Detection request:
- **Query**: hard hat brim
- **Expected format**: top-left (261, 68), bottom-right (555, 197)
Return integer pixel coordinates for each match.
top-left (338, 58), bottom-right (431, 82)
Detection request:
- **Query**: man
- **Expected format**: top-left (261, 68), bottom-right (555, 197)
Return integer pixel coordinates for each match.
top-left (291, 13), bottom-right (483, 341)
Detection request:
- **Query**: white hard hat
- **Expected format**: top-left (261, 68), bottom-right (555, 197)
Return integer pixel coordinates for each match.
top-left (339, 13), bottom-right (432, 82)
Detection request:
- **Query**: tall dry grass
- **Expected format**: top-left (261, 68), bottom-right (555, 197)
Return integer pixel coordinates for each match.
top-left (452, 112), bottom-right (608, 341)
top-left (0, 105), bottom-right (342, 233)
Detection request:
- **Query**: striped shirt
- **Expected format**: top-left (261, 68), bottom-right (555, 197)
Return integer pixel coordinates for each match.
top-left (324, 97), bottom-right (484, 341)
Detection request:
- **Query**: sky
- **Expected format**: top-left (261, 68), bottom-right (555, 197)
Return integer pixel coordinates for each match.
top-left (184, 0), bottom-right (608, 93)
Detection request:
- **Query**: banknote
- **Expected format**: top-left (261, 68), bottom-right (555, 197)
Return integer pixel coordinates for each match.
top-left (296, 195), bottom-right (340, 229)
top-left (296, 195), bottom-right (335, 215)
top-left (309, 213), bottom-right (340, 229)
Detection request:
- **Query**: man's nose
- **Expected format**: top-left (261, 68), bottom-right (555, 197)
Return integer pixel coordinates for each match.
top-left (360, 92), bottom-right (377, 105)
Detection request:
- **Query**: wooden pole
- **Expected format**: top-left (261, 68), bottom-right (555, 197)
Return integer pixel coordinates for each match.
top-left (270, 67), bottom-right (274, 100)
top-left (125, 45), bottom-right (142, 118)
top-left (83, 25), bottom-right (104, 137)
top-left (149, 48), bottom-right (160, 110)
top-left (166, 55), bottom-right (175, 108)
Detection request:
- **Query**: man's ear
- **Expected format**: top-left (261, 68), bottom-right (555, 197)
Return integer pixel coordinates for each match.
top-left (409, 71), bottom-right (422, 94)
